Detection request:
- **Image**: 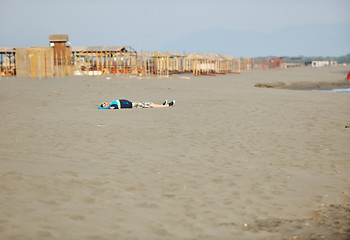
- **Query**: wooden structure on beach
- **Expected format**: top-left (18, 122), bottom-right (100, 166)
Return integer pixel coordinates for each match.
top-left (184, 53), bottom-right (240, 75)
top-left (0, 34), bottom-right (294, 78)
top-left (49, 34), bottom-right (74, 76)
top-left (0, 47), bottom-right (16, 76)
top-left (15, 47), bottom-right (55, 77)
top-left (1, 34), bottom-right (74, 78)
top-left (72, 46), bottom-right (137, 77)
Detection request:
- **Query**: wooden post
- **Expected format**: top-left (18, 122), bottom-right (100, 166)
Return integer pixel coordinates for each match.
top-left (60, 50), bottom-right (63, 77)
top-left (105, 51), bottom-right (107, 76)
top-left (109, 51), bottom-right (112, 75)
top-left (167, 57), bottom-right (169, 77)
top-left (198, 60), bottom-right (200, 75)
top-left (115, 52), bottom-right (118, 77)
top-left (91, 51), bottom-right (94, 77)
top-left (0, 53), bottom-right (2, 79)
top-left (144, 53), bottom-right (147, 76)
top-left (193, 60), bottom-right (195, 76)
top-left (58, 50), bottom-right (60, 77)
top-left (147, 53), bottom-right (150, 76)
top-left (56, 51), bottom-right (59, 77)
top-left (102, 51), bottom-right (105, 76)
top-left (44, 51), bottom-right (47, 79)
top-left (197, 60), bottom-right (200, 75)
top-left (153, 56), bottom-right (156, 75)
top-left (238, 58), bottom-right (241, 72)
top-left (177, 57), bottom-right (179, 72)
top-left (159, 57), bottom-right (162, 76)
top-left (17, 52), bottom-right (20, 77)
top-left (161, 57), bottom-right (163, 76)
top-left (96, 52), bottom-right (99, 78)
top-left (205, 60), bottom-right (207, 74)
top-left (50, 51), bottom-right (53, 77)
top-left (156, 57), bottom-right (159, 76)
top-left (65, 51), bottom-right (68, 76)
top-left (54, 51), bottom-right (56, 77)
top-left (86, 52), bottom-right (89, 77)
top-left (115, 53), bottom-right (118, 77)
top-left (95, 52), bottom-right (98, 77)
top-left (153, 56), bottom-right (155, 75)
top-left (0, 53), bottom-right (1, 78)
top-left (31, 51), bottom-right (34, 80)
top-left (103, 51), bottom-right (108, 75)
top-left (123, 55), bottom-right (125, 75)
top-left (157, 57), bottom-right (160, 76)
top-left (104, 51), bottom-right (106, 76)
top-left (38, 51), bottom-right (41, 80)
top-left (5, 51), bottom-right (8, 77)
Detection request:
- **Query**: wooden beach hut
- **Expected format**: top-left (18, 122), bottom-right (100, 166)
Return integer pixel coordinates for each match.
top-left (15, 47), bottom-right (55, 78)
top-left (149, 51), bottom-right (169, 76)
top-left (137, 50), bottom-right (152, 75)
top-left (1, 34), bottom-right (73, 78)
top-left (165, 51), bottom-right (186, 74)
top-left (0, 47), bottom-right (16, 76)
top-left (184, 53), bottom-right (203, 75)
top-left (1, 46), bottom-right (58, 78)
top-left (49, 34), bottom-right (74, 76)
top-left (72, 46), bottom-right (137, 76)
top-left (202, 53), bottom-right (223, 74)
top-left (218, 54), bottom-right (239, 73)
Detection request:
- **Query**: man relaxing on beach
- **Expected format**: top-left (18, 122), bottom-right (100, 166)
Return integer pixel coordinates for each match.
top-left (98, 99), bottom-right (175, 109)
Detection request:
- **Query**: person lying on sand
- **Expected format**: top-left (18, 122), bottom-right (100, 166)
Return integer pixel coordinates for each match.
top-left (98, 99), bottom-right (175, 109)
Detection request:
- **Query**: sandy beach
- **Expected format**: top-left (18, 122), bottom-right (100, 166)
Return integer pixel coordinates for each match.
top-left (1, 66), bottom-right (350, 240)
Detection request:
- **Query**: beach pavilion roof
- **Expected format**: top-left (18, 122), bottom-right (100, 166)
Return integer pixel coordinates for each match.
top-left (218, 54), bottom-right (236, 61)
top-left (184, 53), bottom-right (203, 60)
top-left (202, 52), bottom-right (223, 61)
top-left (72, 46), bottom-right (131, 53)
top-left (49, 34), bottom-right (69, 42)
top-left (139, 51), bottom-right (152, 58)
top-left (0, 47), bottom-right (16, 53)
top-left (151, 51), bottom-right (168, 58)
top-left (165, 51), bottom-right (186, 57)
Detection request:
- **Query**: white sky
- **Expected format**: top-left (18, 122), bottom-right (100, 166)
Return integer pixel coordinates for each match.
top-left (1, 0), bottom-right (349, 55)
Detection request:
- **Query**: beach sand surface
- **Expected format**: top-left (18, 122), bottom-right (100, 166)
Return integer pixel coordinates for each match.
top-left (1, 66), bottom-right (350, 239)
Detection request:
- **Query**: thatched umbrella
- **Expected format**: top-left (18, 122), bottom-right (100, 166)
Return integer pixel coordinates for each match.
top-left (165, 51), bottom-right (186, 58)
top-left (185, 53), bottom-right (203, 60)
top-left (218, 54), bottom-right (235, 61)
top-left (151, 51), bottom-right (168, 58)
top-left (202, 52), bottom-right (223, 61)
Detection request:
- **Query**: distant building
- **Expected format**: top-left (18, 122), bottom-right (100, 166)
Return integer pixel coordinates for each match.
top-left (269, 58), bottom-right (285, 69)
top-left (284, 58), bottom-right (302, 68)
top-left (305, 60), bottom-right (337, 67)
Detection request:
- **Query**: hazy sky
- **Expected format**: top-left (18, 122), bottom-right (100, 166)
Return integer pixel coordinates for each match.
top-left (1, 0), bottom-right (349, 56)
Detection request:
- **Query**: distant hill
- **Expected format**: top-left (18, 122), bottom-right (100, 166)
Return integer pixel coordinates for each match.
top-left (160, 21), bottom-right (350, 58)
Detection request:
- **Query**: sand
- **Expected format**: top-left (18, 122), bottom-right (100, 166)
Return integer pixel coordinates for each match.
top-left (0, 66), bottom-right (350, 240)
